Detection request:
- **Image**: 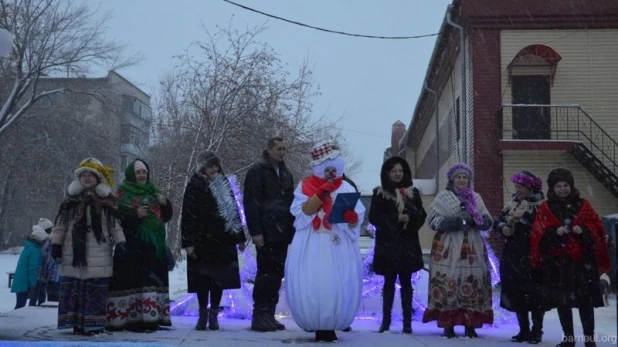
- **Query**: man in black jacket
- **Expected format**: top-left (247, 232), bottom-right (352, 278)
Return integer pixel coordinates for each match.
top-left (243, 137), bottom-right (295, 332)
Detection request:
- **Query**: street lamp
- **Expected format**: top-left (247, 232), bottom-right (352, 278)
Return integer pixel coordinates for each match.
top-left (0, 28), bottom-right (14, 58)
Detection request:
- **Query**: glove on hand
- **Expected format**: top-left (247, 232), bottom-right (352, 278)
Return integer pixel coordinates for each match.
top-left (342, 210), bottom-right (358, 225)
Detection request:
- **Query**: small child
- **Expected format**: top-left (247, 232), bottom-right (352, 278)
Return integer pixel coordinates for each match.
top-left (11, 225), bottom-right (49, 309)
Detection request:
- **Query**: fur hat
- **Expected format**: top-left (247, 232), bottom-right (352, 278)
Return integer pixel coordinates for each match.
top-left (447, 162), bottom-right (473, 181)
top-left (547, 167), bottom-right (575, 189)
top-left (31, 225), bottom-right (49, 242)
top-left (74, 157), bottom-right (115, 187)
top-left (511, 170), bottom-right (543, 191)
top-left (37, 218), bottom-right (54, 231)
top-left (196, 151), bottom-right (221, 171)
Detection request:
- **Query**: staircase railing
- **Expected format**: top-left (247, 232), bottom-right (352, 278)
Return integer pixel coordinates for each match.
top-left (499, 104), bottom-right (618, 175)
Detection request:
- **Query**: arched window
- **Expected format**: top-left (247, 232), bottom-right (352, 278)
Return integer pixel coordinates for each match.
top-left (508, 44), bottom-right (562, 85)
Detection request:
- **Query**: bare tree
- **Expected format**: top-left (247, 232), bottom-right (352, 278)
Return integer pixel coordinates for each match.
top-left (148, 22), bottom-right (350, 254)
top-left (0, 0), bottom-right (139, 137)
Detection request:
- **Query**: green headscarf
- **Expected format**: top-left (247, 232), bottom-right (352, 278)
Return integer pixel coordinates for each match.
top-left (117, 159), bottom-right (167, 260)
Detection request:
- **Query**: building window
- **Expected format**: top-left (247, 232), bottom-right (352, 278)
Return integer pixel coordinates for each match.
top-left (120, 155), bottom-right (128, 170)
top-left (121, 124), bottom-right (145, 147)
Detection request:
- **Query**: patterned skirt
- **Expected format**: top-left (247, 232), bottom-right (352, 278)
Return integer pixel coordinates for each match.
top-left (57, 276), bottom-right (109, 331)
top-left (422, 230), bottom-right (494, 328)
top-left (106, 238), bottom-right (171, 331)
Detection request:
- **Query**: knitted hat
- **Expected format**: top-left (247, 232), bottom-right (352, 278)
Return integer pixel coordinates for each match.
top-left (310, 141), bottom-right (341, 166)
top-left (74, 157), bottom-right (115, 187)
top-left (511, 169), bottom-right (543, 191)
top-left (37, 218), bottom-right (54, 231)
top-left (196, 151), bottom-right (221, 171)
top-left (447, 162), bottom-right (473, 181)
top-left (310, 141), bottom-right (344, 178)
top-left (547, 167), bottom-right (575, 189)
top-left (31, 225), bottom-right (49, 242)
top-left (125, 159), bottom-right (151, 183)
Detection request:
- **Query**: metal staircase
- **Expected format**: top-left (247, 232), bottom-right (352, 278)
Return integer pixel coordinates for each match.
top-left (500, 104), bottom-right (618, 198)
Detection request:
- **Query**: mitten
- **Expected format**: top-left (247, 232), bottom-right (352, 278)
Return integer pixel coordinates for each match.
top-left (51, 244), bottom-right (62, 260)
top-left (317, 183), bottom-right (337, 199)
top-left (478, 215), bottom-right (492, 230)
top-left (342, 210), bottom-right (358, 225)
top-left (459, 211), bottom-right (474, 226)
top-left (114, 242), bottom-right (128, 259)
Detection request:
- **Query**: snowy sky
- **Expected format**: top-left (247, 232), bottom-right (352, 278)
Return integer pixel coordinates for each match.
top-left (95, 0), bottom-right (453, 192)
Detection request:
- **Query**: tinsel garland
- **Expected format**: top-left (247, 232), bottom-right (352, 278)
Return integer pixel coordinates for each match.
top-left (209, 174), bottom-right (243, 234)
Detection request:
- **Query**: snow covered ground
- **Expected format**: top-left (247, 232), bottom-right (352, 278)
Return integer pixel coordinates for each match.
top-left (0, 247), bottom-right (616, 346)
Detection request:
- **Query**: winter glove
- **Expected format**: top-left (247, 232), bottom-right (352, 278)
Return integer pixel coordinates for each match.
top-left (114, 242), bottom-right (128, 259)
top-left (342, 210), bottom-right (359, 226)
top-left (317, 183), bottom-right (337, 199)
top-left (477, 215), bottom-right (492, 230)
top-left (436, 216), bottom-right (462, 232)
top-left (458, 211), bottom-right (474, 230)
top-left (51, 244), bottom-right (62, 260)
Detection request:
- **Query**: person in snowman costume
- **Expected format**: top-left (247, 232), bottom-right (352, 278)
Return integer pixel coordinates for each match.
top-left (285, 140), bottom-right (365, 343)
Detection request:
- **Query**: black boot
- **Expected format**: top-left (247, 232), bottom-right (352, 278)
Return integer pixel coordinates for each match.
top-left (196, 309), bottom-right (208, 331)
top-left (557, 307), bottom-right (575, 347)
top-left (580, 305), bottom-right (596, 347)
top-left (323, 330), bottom-right (337, 342)
top-left (511, 312), bottom-right (530, 342)
top-left (379, 282), bottom-right (395, 333)
top-left (443, 326), bottom-right (456, 338)
top-left (401, 284), bottom-right (412, 334)
top-left (529, 310), bottom-right (544, 344)
top-left (251, 311), bottom-right (278, 332)
top-left (208, 308), bottom-right (219, 331)
top-left (465, 327), bottom-right (478, 338)
top-left (267, 302), bottom-right (285, 330)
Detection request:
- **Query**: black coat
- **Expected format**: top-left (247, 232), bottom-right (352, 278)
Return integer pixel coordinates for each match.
top-left (369, 186), bottom-right (426, 275)
top-left (181, 173), bottom-right (246, 291)
top-left (242, 152), bottom-right (295, 244)
top-left (494, 192), bottom-right (544, 312)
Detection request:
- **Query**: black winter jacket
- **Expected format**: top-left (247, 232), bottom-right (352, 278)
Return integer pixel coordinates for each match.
top-left (243, 152), bottom-right (295, 244)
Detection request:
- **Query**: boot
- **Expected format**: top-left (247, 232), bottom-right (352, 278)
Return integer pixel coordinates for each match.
top-left (529, 310), bottom-right (544, 344)
top-left (557, 307), bottom-right (575, 347)
top-left (443, 326), bottom-right (456, 338)
top-left (379, 282), bottom-right (395, 333)
top-left (251, 309), bottom-right (278, 332)
top-left (580, 305), bottom-right (596, 347)
top-left (401, 285), bottom-right (412, 334)
top-left (208, 308), bottom-right (219, 331)
top-left (267, 302), bottom-right (285, 330)
top-left (465, 327), bottom-right (479, 338)
top-left (511, 312), bottom-right (530, 342)
top-left (195, 309), bottom-right (208, 331)
top-left (323, 330), bottom-right (338, 342)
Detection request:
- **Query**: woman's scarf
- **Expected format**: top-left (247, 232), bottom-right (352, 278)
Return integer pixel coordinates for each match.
top-left (530, 198), bottom-right (610, 273)
top-left (117, 160), bottom-right (167, 260)
top-left (446, 182), bottom-right (484, 225)
top-left (55, 188), bottom-right (120, 268)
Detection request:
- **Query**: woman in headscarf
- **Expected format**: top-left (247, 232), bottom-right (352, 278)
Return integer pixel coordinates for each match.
top-left (495, 170), bottom-right (546, 344)
top-left (530, 168), bottom-right (609, 347)
top-left (369, 156), bottom-right (426, 334)
top-left (50, 158), bottom-right (126, 335)
top-left (181, 151), bottom-right (246, 331)
top-left (107, 159), bottom-right (174, 332)
top-left (422, 163), bottom-right (493, 338)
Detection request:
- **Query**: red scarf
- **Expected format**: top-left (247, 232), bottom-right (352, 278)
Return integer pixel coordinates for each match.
top-left (301, 176), bottom-right (343, 231)
top-left (530, 199), bottom-right (610, 273)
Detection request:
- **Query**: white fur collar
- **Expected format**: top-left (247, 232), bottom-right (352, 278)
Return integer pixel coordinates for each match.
top-left (68, 180), bottom-right (112, 197)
